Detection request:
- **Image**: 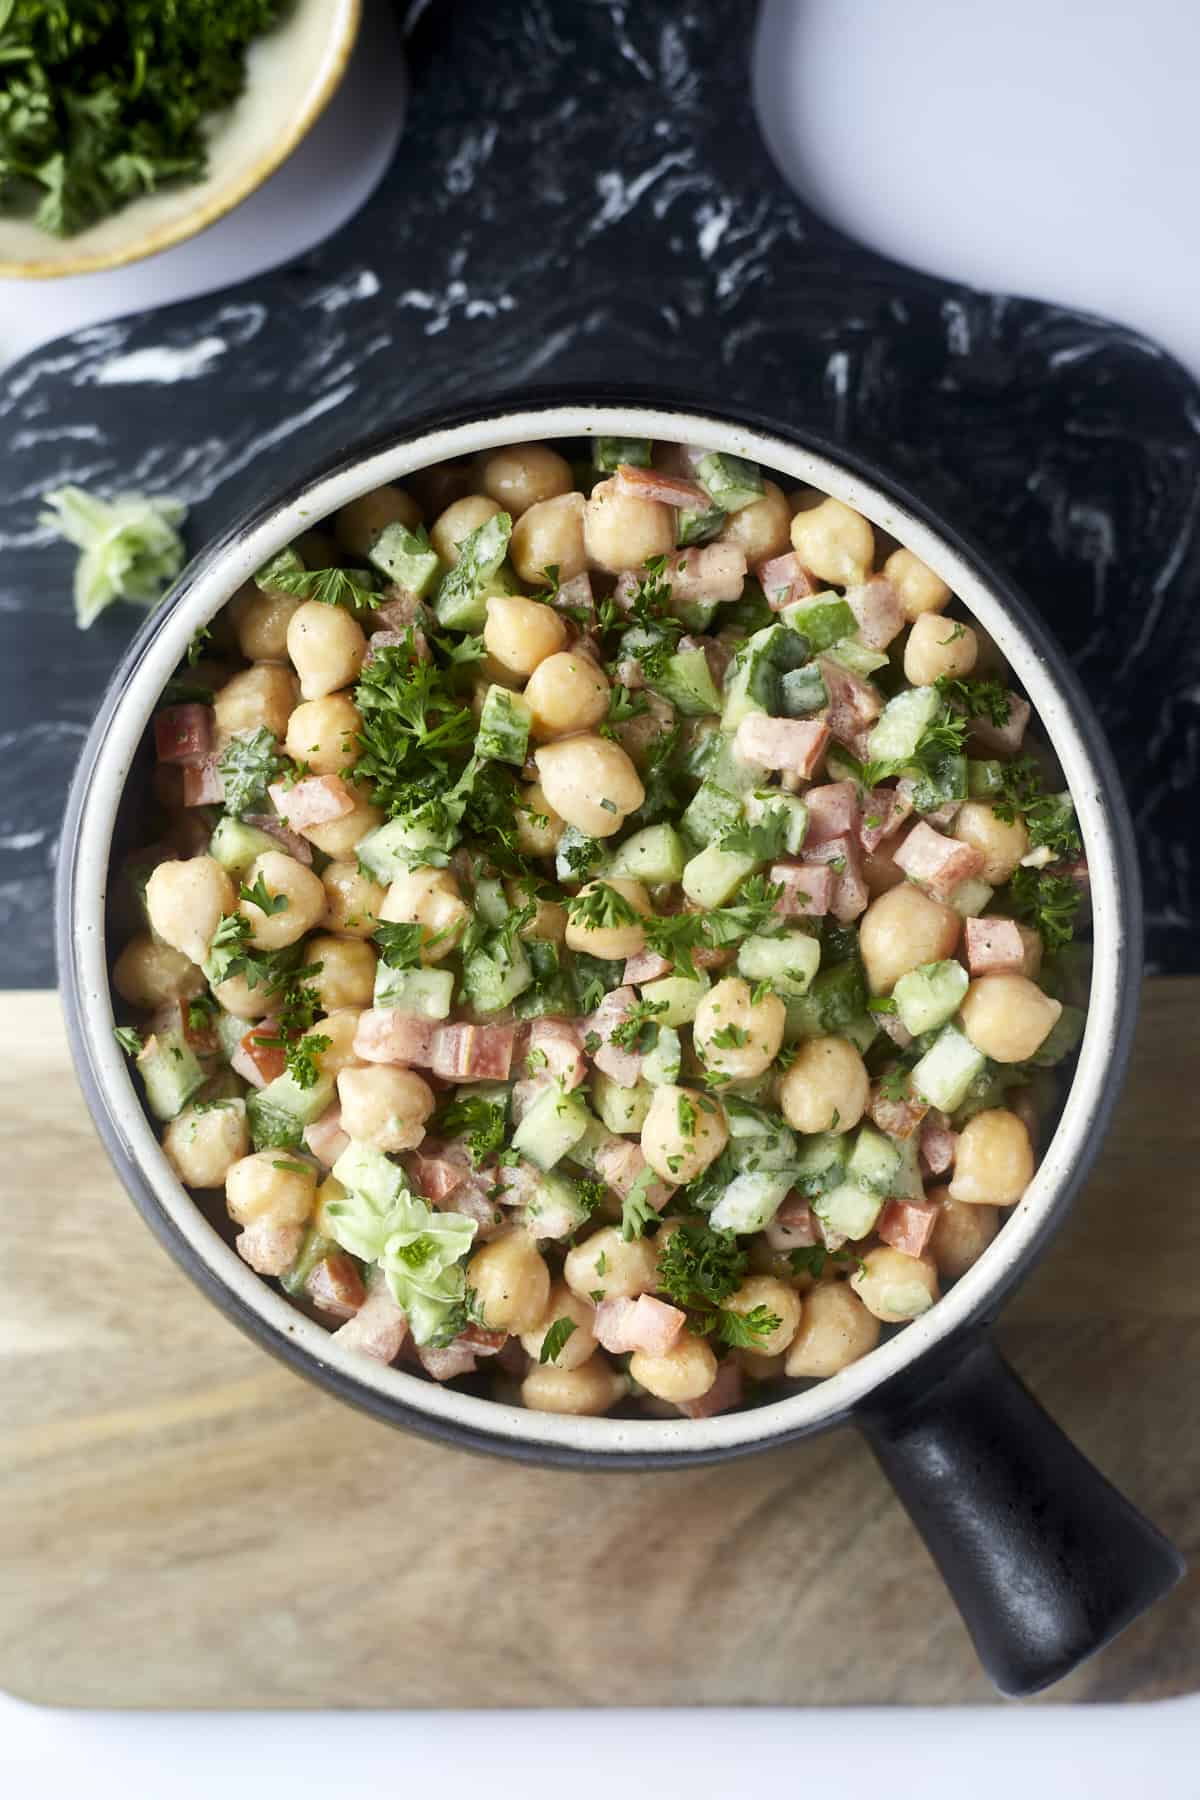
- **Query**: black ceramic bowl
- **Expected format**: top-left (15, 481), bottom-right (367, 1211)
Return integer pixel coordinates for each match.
top-left (57, 393), bottom-right (1183, 1696)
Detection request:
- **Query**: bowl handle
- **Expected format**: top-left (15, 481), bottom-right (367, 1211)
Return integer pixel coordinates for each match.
top-left (857, 1330), bottom-right (1184, 1696)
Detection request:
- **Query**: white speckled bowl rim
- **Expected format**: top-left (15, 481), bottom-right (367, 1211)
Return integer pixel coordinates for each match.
top-left (59, 399), bottom-right (1140, 1468)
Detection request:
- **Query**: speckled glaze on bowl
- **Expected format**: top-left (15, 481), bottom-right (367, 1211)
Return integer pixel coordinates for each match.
top-left (57, 395), bottom-right (1183, 1695)
top-left (0, 0), bottom-right (360, 279)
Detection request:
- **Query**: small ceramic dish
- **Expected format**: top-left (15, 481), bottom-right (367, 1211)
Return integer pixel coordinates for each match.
top-left (57, 393), bottom-right (1183, 1696)
top-left (0, 0), bottom-right (361, 280)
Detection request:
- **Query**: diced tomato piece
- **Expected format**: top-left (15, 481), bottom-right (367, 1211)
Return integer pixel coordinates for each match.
top-left (233, 1024), bottom-right (287, 1087)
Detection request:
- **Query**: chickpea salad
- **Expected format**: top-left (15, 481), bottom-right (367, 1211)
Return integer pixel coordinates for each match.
top-left (110, 435), bottom-right (1090, 1421)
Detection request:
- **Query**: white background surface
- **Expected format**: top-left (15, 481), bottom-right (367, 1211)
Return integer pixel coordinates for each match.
top-left (1, 2), bottom-right (1195, 1792)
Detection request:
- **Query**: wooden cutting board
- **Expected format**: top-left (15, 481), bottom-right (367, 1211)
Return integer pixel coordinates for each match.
top-left (1, 986), bottom-right (1195, 1709)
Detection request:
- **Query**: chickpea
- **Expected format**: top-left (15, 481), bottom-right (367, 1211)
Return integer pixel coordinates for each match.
top-left (522, 1355), bottom-right (627, 1416)
top-left (952, 801), bottom-right (1029, 885)
top-left (213, 663), bottom-right (298, 745)
top-left (564, 876), bottom-right (651, 960)
top-left (520, 1281), bottom-right (599, 1370)
top-left (693, 976), bottom-right (785, 1082)
top-left (929, 1189), bottom-right (1000, 1278)
top-left (779, 1036), bottom-right (869, 1135)
top-left (640, 1084), bottom-right (729, 1184)
top-left (508, 883), bottom-right (567, 944)
top-left (302, 934), bottom-right (377, 1010)
top-left (237, 850), bottom-right (326, 951)
top-left (630, 1331), bottom-right (718, 1403)
top-left (904, 613), bottom-right (978, 686)
top-left (145, 855), bottom-right (235, 966)
top-left (225, 1149), bottom-right (316, 1229)
top-left (321, 860), bottom-right (386, 938)
top-left (312, 1173), bottom-right (345, 1237)
top-left (510, 491), bottom-right (588, 584)
top-left (784, 1283), bottom-right (881, 1378)
top-left (211, 968), bottom-right (273, 1021)
top-left (583, 476), bottom-right (674, 573)
top-left (858, 883), bottom-right (961, 994)
top-left (884, 547), bottom-right (952, 620)
top-left (229, 581), bottom-right (302, 662)
top-left (789, 496), bottom-right (874, 587)
top-left (313, 1008), bottom-right (365, 1076)
top-left (112, 932), bottom-right (204, 1009)
top-left (851, 1247), bottom-right (940, 1323)
top-left (334, 483), bottom-right (422, 558)
top-left (430, 494), bottom-right (501, 565)
top-left (469, 1231), bottom-right (551, 1334)
top-left (959, 974), bottom-right (1062, 1063)
top-left (534, 733), bottom-right (644, 838)
top-left (718, 479), bottom-right (791, 565)
top-left (286, 600), bottom-right (367, 702)
top-left (285, 694), bottom-right (361, 775)
top-left (523, 651), bottom-right (610, 740)
top-left (733, 1348), bottom-right (788, 1383)
top-left (163, 1099), bottom-right (249, 1189)
top-left (484, 594), bottom-right (569, 679)
top-left (515, 781), bottom-right (565, 857)
top-left (950, 1108), bottom-right (1034, 1207)
top-left (482, 443), bottom-right (573, 517)
top-left (564, 1226), bottom-right (658, 1303)
top-left (379, 865), bottom-right (469, 962)
top-left (303, 780), bottom-right (382, 857)
top-left (336, 1064), bottom-right (434, 1153)
top-left (724, 1276), bottom-right (802, 1358)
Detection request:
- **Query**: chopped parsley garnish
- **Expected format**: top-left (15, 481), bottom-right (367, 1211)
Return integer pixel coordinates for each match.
top-left (789, 1246), bottom-right (867, 1279)
top-left (186, 993), bottom-right (217, 1033)
top-left (709, 1305), bottom-right (782, 1350)
top-left (186, 624), bottom-right (212, 666)
top-left (239, 873), bottom-right (289, 916)
top-left (566, 882), bottom-right (643, 933)
top-left (539, 1317), bottom-right (579, 1364)
top-left (216, 727), bottom-right (285, 817)
top-left (282, 1033), bottom-right (330, 1091)
top-left (436, 1092), bottom-right (508, 1167)
top-left (934, 675), bottom-right (1012, 729)
top-left (656, 1223), bottom-right (746, 1309)
top-left (272, 1160), bottom-right (312, 1176)
top-left (600, 685), bottom-right (650, 739)
top-left (719, 808), bottom-right (790, 862)
top-left (709, 1022), bottom-right (749, 1049)
top-left (609, 997), bottom-right (668, 1054)
top-left (1007, 866), bottom-right (1082, 952)
top-left (372, 921), bottom-right (427, 970)
top-left (267, 565), bottom-right (379, 612)
top-left (619, 1169), bottom-right (659, 1241)
top-left (353, 643), bottom-right (476, 825)
top-left (113, 1025), bottom-right (144, 1057)
top-left (990, 755), bottom-right (1083, 857)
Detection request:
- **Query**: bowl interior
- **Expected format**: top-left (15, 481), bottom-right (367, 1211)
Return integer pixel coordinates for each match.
top-left (63, 401), bottom-right (1139, 1464)
top-left (0, 0), bottom-right (360, 279)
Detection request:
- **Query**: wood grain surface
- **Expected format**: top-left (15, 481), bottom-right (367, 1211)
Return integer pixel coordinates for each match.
top-left (1, 986), bottom-right (1195, 1709)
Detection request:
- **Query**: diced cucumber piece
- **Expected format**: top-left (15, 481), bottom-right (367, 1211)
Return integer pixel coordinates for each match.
top-left (1027, 1003), bottom-right (1085, 1068)
top-left (641, 1025), bottom-right (681, 1087)
top-left (461, 930), bottom-right (533, 1014)
top-left (523, 1171), bottom-right (593, 1240)
top-left (908, 750), bottom-right (968, 814)
top-left (592, 1073), bottom-right (654, 1134)
top-left (780, 663), bottom-right (828, 717)
top-left (209, 815), bottom-right (280, 877)
top-left (867, 686), bottom-right (941, 764)
top-left (367, 521), bottom-right (442, 598)
top-left (594, 437), bottom-right (652, 471)
top-left (968, 758), bottom-right (1006, 798)
top-left (781, 594), bottom-right (856, 651)
top-left (724, 1099), bottom-right (797, 1172)
top-left (890, 1133), bottom-right (925, 1202)
top-left (255, 546), bottom-right (304, 594)
top-left (682, 842), bottom-right (759, 908)
top-left (744, 789), bottom-right (809, 855)
top-left (892, 959), bottom-right (970, 1036)
top-left (947, 876), bottom-right (995, 918)
top-left (691, 729), bottom-right (767, 794)
top-left (247, 1069), bottom-right (335, 1150)
top-left (721, 623), bottom-right (808, 730)
top-left (473, 874), bottom-right (508, 927)
top-left (790, 1131), bottom-right (849, 1197)
top-left (373, 963), bottom-right (455, 1017)
top-left (676, 503), bottom-right (726, 546)
top-left (696, 451), bottom-right (764, 514)
top-left (216, 1009), bottom-right (248, 1062)
top-left (737, 930), bottom-right (821, 998)
top-left (637, 970), bottom-right (711, 1026)
top-left (357, 815), bottom-right (450, 881)
top-left (866, 1269), bottom-right (937, 1319)
top-left (910, 1024), bottom-right (987, 1112)
top-left (710, 1169), bottom-right (792, 1234)
top-left (571, 953), bottom-right (626, 1013)
top-left (845, 1123), bottom-right (903, 1195)
top-left (827, 638), bottom-right (889, 678)
top-left (607, 823), bottom-right (687, 885)
top-left (839, 1012), bottom-right (880, 1056)
top-left (568, 1113), bottom-right (620, 1174)
top-left (681, 781), bottom-right (743, 847)
top-left (556, 825), bottom-right (607, 884)
top-left (824, 742), bottom-right (865, 785)
top-left (650, 646), bottom-right (722, 717)
top-left (675, 598), bottom-right (720, 634)
top-left (511, 1084), bottom-right (592, 1171)
top-left (432, 512), bottom-right (512, 631)
top-left (812, 1181), bottom-right (884, 1242)
top-left (784, 959), bottom-right (868, 1038)
top-left (476, 685), bottom-right (532, 765)
top-left (137, 1028), bottom-right (206, 1122)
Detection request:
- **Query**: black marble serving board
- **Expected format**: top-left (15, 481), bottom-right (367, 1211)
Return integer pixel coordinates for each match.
top-left (1, 0), bottom-right (1197, 987)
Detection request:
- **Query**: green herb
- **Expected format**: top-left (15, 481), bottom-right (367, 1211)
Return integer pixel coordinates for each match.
top-left (575, 1179), bottom-right (608, 1217)
top-left (990, 756), bottom-right (1083, 857)
top-left (282, 1033), bottom-right (330, 1091)
top-left (372, 921), bottom-right (427, 970)
top-left (566, 882), bottom-right (643, 933)
top-left (609, 997), bottom-right (668, 1054)
top-left (935, 675), bottom-right (1012, 729)
top-left (619, 1169), bottom-right (659, 1241)
top-left (789, 1245), bottom-right (867, 1280)
top-left (113, 1024), bottom-right (143, 1057)
top-left (272, 1160), bottom-right (312, 1176)
top-left (656, 1223), bottom-right (746, 1310)
top-left (39, 486), bottom-right (187, 628)
top-left (677, 1093), bottom-right (697, 1137)
top-left (539, 1317), bottom-right (579, 1364)
top-left (600, 684), bottom-right (650, 739)
top-left (186, 624), bottom-right (212, 666)
top-left (436, 1092), bottom-right (508, 1167)
top-left (589, 1287), bottom-right (606, 1305)
top-left (353, 644), bottom-right (476, 826)
top-left (709, 1304), bottom-right (781, 1349)
top-left (239, 873), bottom-right (289, 916)
top-left (867, 997), bottom-right (898, 1014)
top-left (878, 1059), bottom-right (918, 1102)
top-left (719, 808), bottom-right (790, 862)
top-left (1, 2), bottom-right (289, 238)
top-left (186, 993), bottom-right (217, 1033)
top-left (268, 565), bottom-right (380, 612)
top-left (1007, 866), bottom-right (1082, 952)
top-left (709, 1022), bottom-right (749, 1049)
top-left (217, 726), bottom-right (285, 817)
